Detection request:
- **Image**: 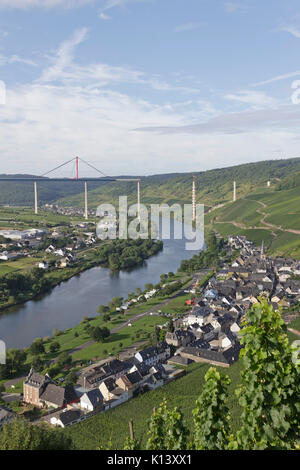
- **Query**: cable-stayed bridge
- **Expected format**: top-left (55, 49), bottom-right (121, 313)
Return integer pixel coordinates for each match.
top-left (0, 156), bottom-right (141, 219)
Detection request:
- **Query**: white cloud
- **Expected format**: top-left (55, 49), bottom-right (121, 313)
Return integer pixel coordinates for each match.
top-left (98, 11), bottom-right (110, 19)
top-left (224, 2), bottom-right (247, 13)
top-left (224, 90), bottom-right (277, 108)
top-left (0, 0), bottom-right (93, 8)
top-left (0, 53), bottom-right (37, 67)
top-left (135, 104), bottom-right (300, 136)
top-left (280, 25), bottom-right (300, 39)
top-left (101, 0), bottom-right (144, 12)
top-left (37, 28), bottom-right (201, 95)
top-left (175, 22), bottom-right (202, 33)
top-left (253, 71), bottom-right (300, 87)
top-left (39, 27), bottom-right (89, 82)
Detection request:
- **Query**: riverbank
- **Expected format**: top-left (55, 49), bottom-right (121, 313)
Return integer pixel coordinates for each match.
top-left (0, 238), bottom-right (163, 314)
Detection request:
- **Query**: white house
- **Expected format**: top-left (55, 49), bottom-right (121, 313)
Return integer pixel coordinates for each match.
top-left (38, 261), bottom-right (49, 270)
top-left (80, 389), bottom-right (103, 412)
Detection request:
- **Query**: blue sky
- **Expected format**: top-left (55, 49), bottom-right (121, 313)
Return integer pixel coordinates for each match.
top-left (1, 0), bottom-right (300, 176)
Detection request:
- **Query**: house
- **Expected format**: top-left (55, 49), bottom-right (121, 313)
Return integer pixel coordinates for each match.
top-left (57, 257), bottom-right (69, 269)
top-left (50, 409), bottom-right (82, 428)
top-left (23, 369), bottom-right (52, 406)
top-left (149, 363), bottom-right (167, 378)
top-left (39, 384), bottom-right (78, 409)
top-left (230, 322), bottom-right (241, 335)
top-left (38, 261), bottom-right (49, 270)
top-left (199, 323), bottom-right (215, 341)
top-left (181, 343), bottom-right (241, 367)
top-left (144, 372), bottom-right (164, 390)
top-left (45, 245), bottom-right (55, 253)
top-left (165, 329), bottom-right (194, 347)
top-left (101, 359), bottom-right (130, 379)
top-left (156, 342), bottom-right (171, 362)
top-left (80, 389), bottom-right (104, 412)
top-left (129, 361), bottom-right (150, 379)
top-left (182, 306), bottom-right (212, 327)
top-left (0, 406), bottom-right (15, 428)
top-left (135, 346), bottom-right (158, 366)
top-left (115, 370), bottom-right (143, 396)
top-left (99, 378), bottom-right (129, 406)
top-left (0, 251), bottom-right (21, 261)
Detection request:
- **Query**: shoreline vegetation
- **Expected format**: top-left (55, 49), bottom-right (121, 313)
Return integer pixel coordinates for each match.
top-left (0, 238), bottom-right (163, 313)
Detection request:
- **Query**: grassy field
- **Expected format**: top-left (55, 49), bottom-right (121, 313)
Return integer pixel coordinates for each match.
top-left (0, 206), bottom-right (95, 229)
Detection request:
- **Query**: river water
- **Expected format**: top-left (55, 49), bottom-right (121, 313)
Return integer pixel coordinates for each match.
top-left (0, 218), bottom-right (204, 349)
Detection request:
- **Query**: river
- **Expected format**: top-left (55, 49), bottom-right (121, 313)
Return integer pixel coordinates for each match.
top-left (0, 217), bottom-right (204, 349)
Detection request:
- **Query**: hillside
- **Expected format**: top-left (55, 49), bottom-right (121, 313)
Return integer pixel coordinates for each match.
top-left (56, 157), bottom-right (300, 209)
top-left (207, 185), bottom-right (300, 258)
top-left (0, 158), bottom-right (299, 209)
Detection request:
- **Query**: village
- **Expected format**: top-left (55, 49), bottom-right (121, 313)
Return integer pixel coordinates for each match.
top-left (0, 220), bottom-right (97, 269)
top-left (1, 234), bottom-right (299, 430)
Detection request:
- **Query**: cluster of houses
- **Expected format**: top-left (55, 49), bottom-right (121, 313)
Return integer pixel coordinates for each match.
top-left (0, 228), bottom-right (48, 261)
top-left (21, 341), bottom-right (185, 428)
top-left (164, 235), bottom-right (300, 367)
top-left (117, 289), bottom-right (158, 311)
top-left (42, 204), bottom-right (96, 218)
top-left (0, 222), bottom-right (100, 270)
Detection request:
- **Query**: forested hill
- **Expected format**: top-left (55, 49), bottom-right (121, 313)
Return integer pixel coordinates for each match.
top-left (57, 157), bottom-right (300, 209)
top-left (0, 157), bottom-right (300, 207)
top-left (0, 175), bottom-right (111, 206)
top-left (276, 171), bottom-right (300, 190)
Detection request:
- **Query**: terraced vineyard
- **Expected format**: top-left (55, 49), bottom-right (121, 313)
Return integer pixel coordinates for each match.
top-left (207, 185), bottom-right (300, 258)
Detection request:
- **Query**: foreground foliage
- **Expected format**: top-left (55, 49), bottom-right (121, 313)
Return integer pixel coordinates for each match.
top-left (122, 299), bottom-right (300, 450)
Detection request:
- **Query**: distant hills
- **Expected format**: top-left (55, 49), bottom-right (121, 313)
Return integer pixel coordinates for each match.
top-left (56, 157), bottom-right (300, 209)
top-left (0, 157), bottom-right (299, 210)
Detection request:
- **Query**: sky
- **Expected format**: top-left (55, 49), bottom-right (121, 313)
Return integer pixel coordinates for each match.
top-left (1, 0), bottom-right (300, 177)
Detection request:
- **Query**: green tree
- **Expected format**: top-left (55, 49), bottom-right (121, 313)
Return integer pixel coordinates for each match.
top-left (29, 339), bottom-right (45, 356)
top-left (146, 398), bottom-right (189, 450)
top-left (65, 370), bottom-right (77, 386)
top-left (49, 341), bottom-right (60, 354)
top-left (192, 367), bottom-right (231, 450)
top-left (97, 305), bottom-right (109, 315)
top-left (6, 348), bottom-right (27, 374)
top-left (57, 352), bottom-right (72, 368)
top-left (0, 418), bottom-right (73, 450)
top-left (233, 298), bottom-right (300, 450)
top-left (31, 355), bottom-right (44, 372)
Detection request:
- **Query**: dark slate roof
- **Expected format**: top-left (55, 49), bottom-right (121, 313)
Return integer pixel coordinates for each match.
top-left (156, 341), bottom-right (169, 353)
top-left (103, 377), bottom-right (116, 392)
top-left (168, 356), bottom-right (193, 365)
top-left (25, 369), bottom-right (50, 388)
top-left (200, 323), bottom-right (214, 334)
top-left (123, 370), bottom-right (143, 386)
top-left (40, 384), bottom-right (77, 407)
top-left (138, 346), bottom-right (158, 360)
top-left (131, 361), bottom-right (150, 377)
top-left (83, 389), bottom-right (103, 406)
top-left (58, 409), bottom-right (81, 426)
top-left (102, 359), bottom-right (129, 376)
top-left (182, 343), bottom-right (241, 365)
top-left (0, 406), bottom-right (14, 421)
